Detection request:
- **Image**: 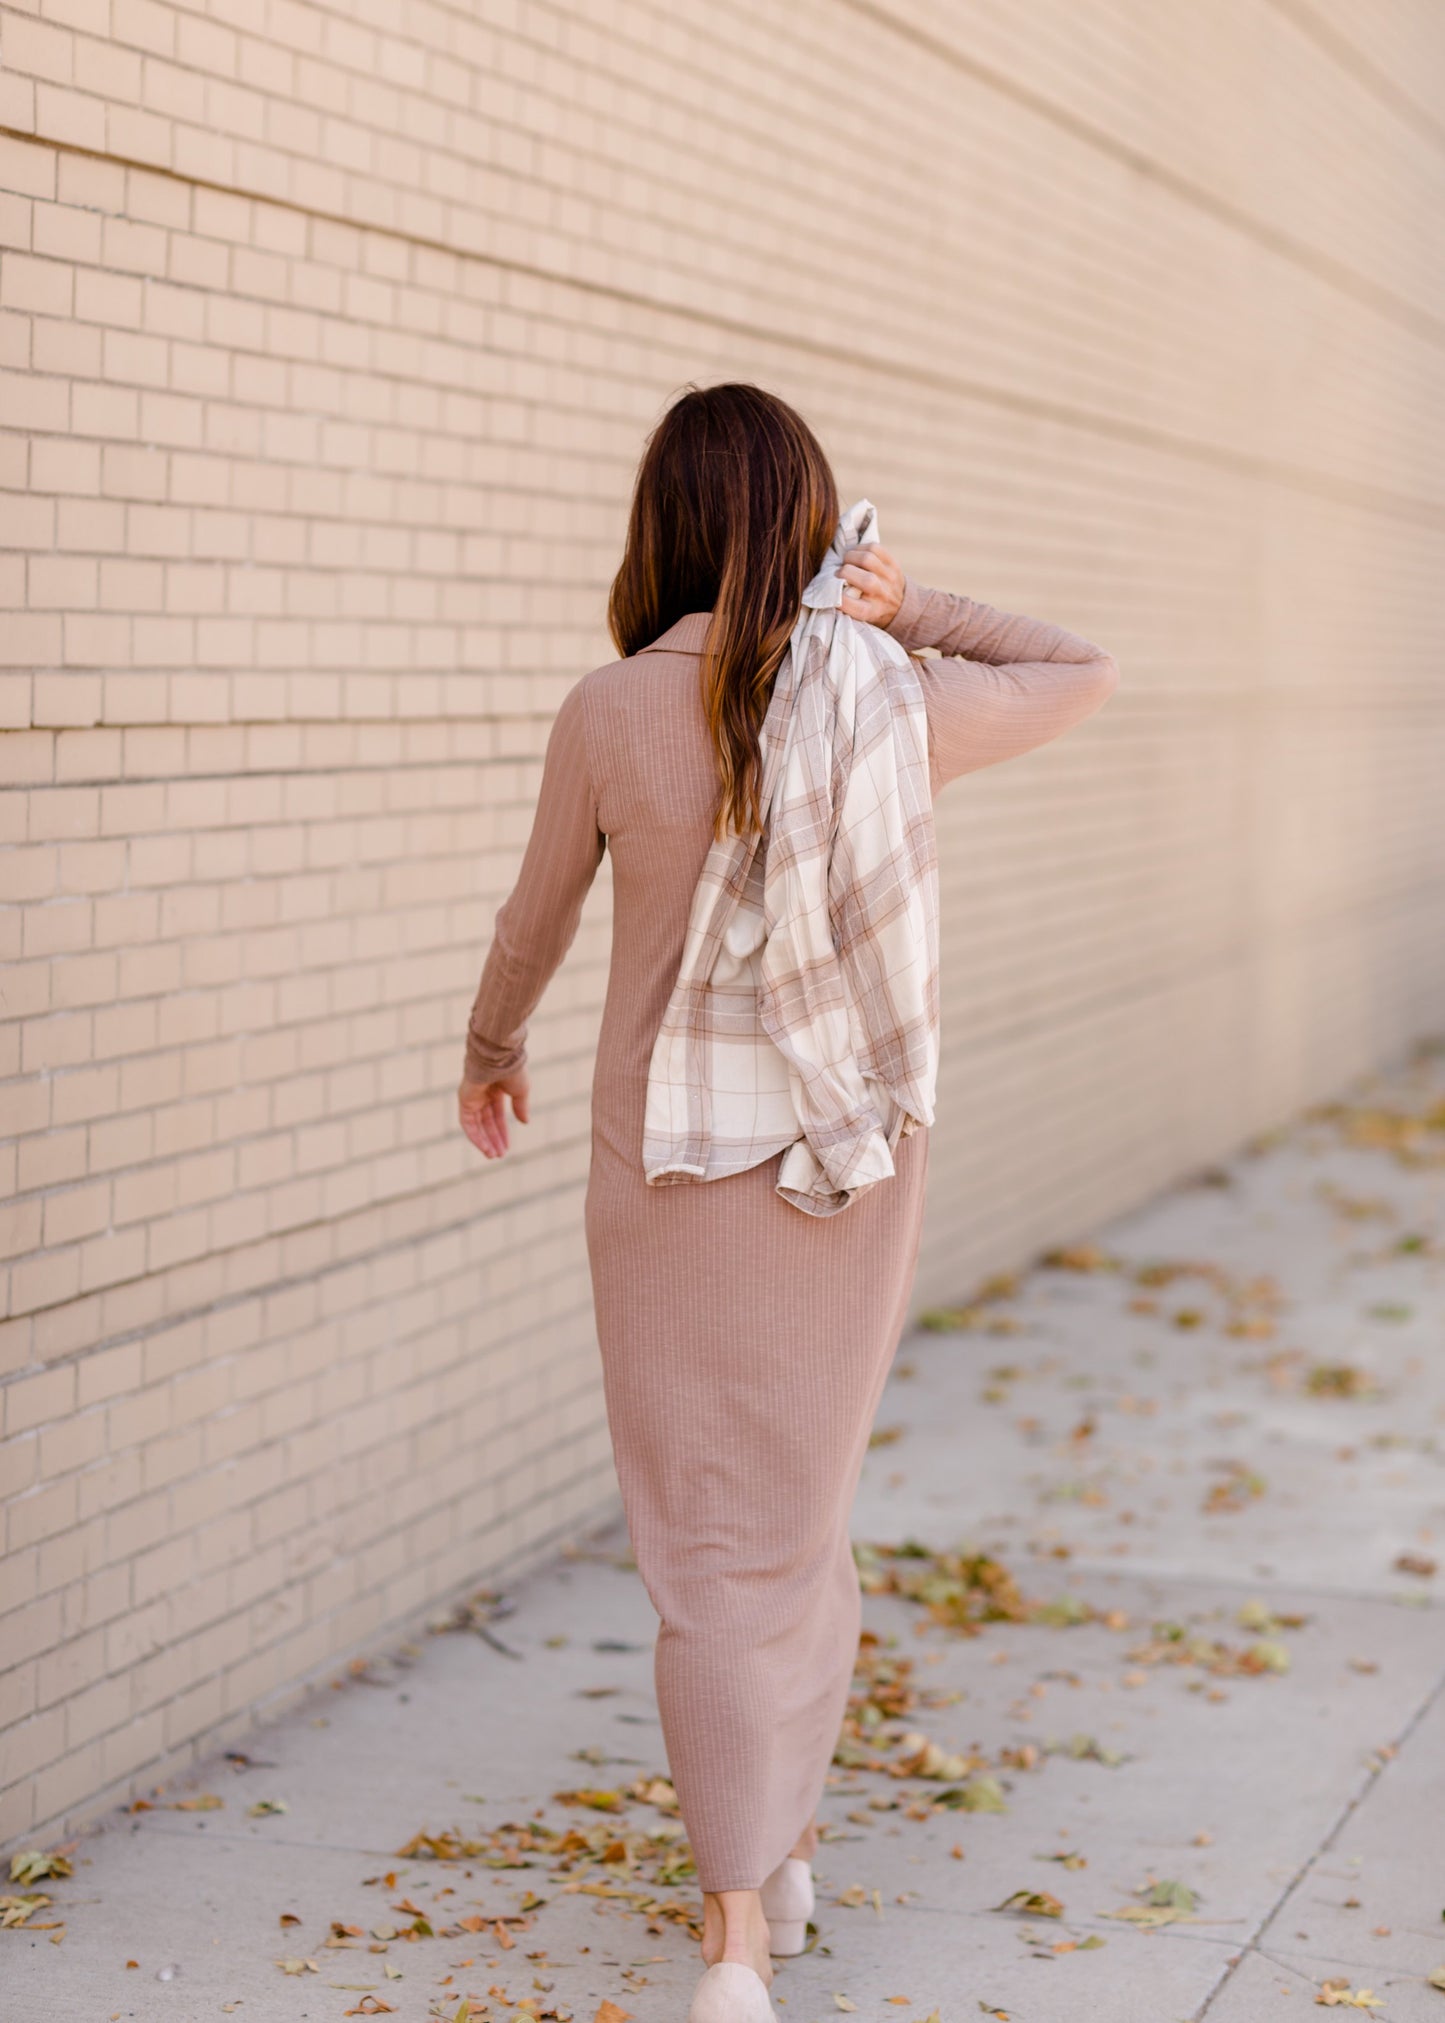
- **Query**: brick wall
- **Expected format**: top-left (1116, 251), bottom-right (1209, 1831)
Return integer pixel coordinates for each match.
top-left (3, 0), bottom-right (1444, 1848)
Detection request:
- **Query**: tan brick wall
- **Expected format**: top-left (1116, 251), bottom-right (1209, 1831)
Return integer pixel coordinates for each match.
top-left (2, 0), bottom-right (1444, 1847)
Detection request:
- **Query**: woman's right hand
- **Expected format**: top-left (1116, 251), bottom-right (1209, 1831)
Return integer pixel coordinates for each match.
top-left (458, 1070), bottom-right (531, 1158)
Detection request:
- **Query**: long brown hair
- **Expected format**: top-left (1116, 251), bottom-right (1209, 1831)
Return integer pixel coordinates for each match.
top-left (607, 383), bottom-right (839, 838)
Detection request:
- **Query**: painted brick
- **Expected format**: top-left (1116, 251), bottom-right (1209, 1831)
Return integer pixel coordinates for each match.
top-left (2, 0), bottom-right (1444, 1862)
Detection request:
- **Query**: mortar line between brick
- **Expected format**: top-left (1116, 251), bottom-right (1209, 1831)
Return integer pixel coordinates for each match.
top-left (1260, 0), bottom-right (1445, 154)
top-left (838, 0), bottom-right (1445, 345)
top-left (1, 1492), bottom-right (630, 1858)
top-left (12, 893), bottom-right (1445, 1348)
top-left (3, 127), bottom-right (1445, 530)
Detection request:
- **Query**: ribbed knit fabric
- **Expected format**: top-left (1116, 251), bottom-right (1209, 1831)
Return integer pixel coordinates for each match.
top-left (463, 578), bottom-right (1119, 1890)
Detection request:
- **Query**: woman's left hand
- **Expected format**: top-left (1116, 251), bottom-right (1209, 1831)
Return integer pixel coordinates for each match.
top-left (838, 543), bottom-right (905, 627)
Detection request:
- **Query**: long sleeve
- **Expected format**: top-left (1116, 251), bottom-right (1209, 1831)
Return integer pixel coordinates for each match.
top-left (884, 575), bottom-right (1120, 795)
top-left (461, 679), bottom-right (605, 1085)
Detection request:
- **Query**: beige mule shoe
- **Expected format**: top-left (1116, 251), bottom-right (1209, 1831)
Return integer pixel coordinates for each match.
top-left (760, 1855), bottom-right (814, 1955)
top-left (686, 1960), bottom-right (778, 2022)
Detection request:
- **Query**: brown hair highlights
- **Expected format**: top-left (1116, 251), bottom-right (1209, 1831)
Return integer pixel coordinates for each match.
top-left (607, 382), bottom-right (839, 839)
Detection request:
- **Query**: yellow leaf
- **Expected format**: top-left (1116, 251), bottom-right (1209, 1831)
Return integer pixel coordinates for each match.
top-left (994, 1889), bottom-right (1064, 1919)
top-left (554, 1789), bottom-right (625, 1813)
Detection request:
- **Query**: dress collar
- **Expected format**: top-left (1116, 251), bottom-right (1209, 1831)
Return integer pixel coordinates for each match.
top-left (638, 611), bottom-right (714, 655)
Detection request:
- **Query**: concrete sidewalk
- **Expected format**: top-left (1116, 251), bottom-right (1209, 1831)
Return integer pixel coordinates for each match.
top-left (7, 1049), bottom-right (1445, 2023)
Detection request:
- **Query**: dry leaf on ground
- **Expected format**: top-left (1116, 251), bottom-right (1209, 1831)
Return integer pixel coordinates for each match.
top-left (993, 1889), bottom-right (1064, 1919)
top-left (0, 1894), bottom-right (52, 1928)
top-left (8, 1849), bottom-right (73, 1885)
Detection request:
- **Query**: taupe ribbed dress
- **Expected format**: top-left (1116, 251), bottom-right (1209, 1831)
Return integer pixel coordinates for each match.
top-left (463, 577), bottom-right (1119, 1892)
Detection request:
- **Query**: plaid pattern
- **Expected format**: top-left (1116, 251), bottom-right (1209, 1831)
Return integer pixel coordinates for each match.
top-left (642, 500), bottom-right (940, 1217)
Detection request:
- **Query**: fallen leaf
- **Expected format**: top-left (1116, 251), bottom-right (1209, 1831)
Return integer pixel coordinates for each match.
top-left (1315, 1981), bottom-right (1383, 2009)
top-left (833, 2000), bottom-right (858, 2015)
top-left (1305, 1363), bottom-right (1376, 1399)
top-left (1143, 1879), bottom-right (1198, 1910)
top-left (1044, 1734), bottom-right (1123, 1765)
top-left (553, 1789), bottom-right (625, 1813)
top-left (1203, 1463), bottom-right (1267, 1514)
top-left (171, 1794), bottom-right (224, 1811)
top-left (994, 1889), bottom-right (1064, 1919)
top-left (1041, 1243), bottom-right (1120, 1273)
top-left (593, 2005), bottom-right (632, 2023)
top-left (1104, 1878), bottom-right (1200, 1928)
top-left (247, 1798), bottom-right (289, 1817)
top-left (1395, 1552), bottom-right (1437, 1578)
top-left (937, 1776), bottom-right (1007, 1814)
top-left (0, 1895), bottom-right (52, 1928)
top-left (1244, 1639), bottom-right (1291, 1675)
top-left (276, 1958), bottom-right (320, 1975)
top-left (8, 1849), bottom-right (74, 1885)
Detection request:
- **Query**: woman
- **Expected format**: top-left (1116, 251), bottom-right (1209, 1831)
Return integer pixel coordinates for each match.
top-left (458, 383), bottom-right (1119, 2022)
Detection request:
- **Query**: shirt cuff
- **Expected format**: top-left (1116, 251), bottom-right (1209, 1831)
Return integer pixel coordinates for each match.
top-left (883, 574), bottom-right (936, 652)
top-left (462, 1025), bottom-right (526, 1085)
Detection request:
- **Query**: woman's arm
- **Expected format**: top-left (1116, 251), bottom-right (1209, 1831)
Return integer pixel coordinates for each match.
top-left (884, 576), bottom-right (1120, 794)
top-left (461, 679), bottom-right (605, 1091)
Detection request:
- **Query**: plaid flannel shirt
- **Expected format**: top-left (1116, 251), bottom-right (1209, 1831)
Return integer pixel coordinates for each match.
top-left (641, 500), bottom-right (940, 1217)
